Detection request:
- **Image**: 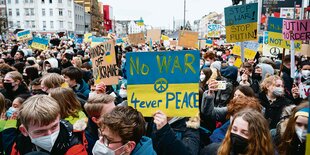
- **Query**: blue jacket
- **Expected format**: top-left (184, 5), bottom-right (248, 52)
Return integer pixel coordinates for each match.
top-left (74, 80), bottom-right (90, 100)
top-left (209, 121), bottom-right (230, 143)
top-left (131, 136), bottom-right (157, 155)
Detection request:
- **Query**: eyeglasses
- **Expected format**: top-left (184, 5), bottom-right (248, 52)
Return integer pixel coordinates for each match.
top-left (102, 135), bottom-right (124, 147)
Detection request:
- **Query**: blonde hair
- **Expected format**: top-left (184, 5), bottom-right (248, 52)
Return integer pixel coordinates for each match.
top-left (41, 73), bottom-right (65, 89)
top-left (84, 93), bottom-right (115, 118)
top-left (50, 87), bottom-right (81, 119)
top-left (73, 56), bottom-right (82, 68)
top-left (218, 109), bottom-right (274, 155)
top-left (19, 95), bottom-right (60, 129)
top-left (5, 71), bottom-right (23, 82)
top-left (260, 75), bottom-right (282, 93)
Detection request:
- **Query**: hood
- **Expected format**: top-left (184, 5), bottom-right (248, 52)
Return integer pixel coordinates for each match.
top-left (131, 136), bottom-right (157, 155)
top-left (44, 57), bottom-right (59, 68)
top-left (220, 65), bottom-right (238, 81)
top-left (210, 61), bottom-right (221, 71)
top-left (257, 63), bottom-right (274, 79)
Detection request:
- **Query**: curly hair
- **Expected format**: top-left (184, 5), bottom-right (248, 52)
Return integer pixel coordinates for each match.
top-left (260, 75), bottom-right (282, 93)
top-left (99, 106), bottom-right (145, 144)
top-left (218, 109), bottom-right (274, 155)
top-left (226, 96), bottom-right (262, 119)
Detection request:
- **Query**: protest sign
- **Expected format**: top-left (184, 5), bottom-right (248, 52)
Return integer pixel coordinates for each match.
top-left (199, 40), bottom-right (206, 49)
top-left (283, 19), bottom-right (310, 41)
top-left (89, 40), bottom-right (119, 85)
top-left (31, 37), bottom-right (48, 51)
top-left (234, 58), bottom-right (242, 68)
top-left (126, 50), bottom-right (200, 117)
top-left (178, 31), bottom-right (199, 48)
top-left (267, 17), bottom-right (302, 51)
top-left (207, 24), bottom-right (221, 38)
top-left (128, 33), bottom-right (145, 45)
top-left (84, 33), bottom-right (92, 42)
top-left (300, 44), bottom-right (310, 56)
top-left (262, 44), bottom-right (283, 57)
top-left (91, 37), bottom-right (109, 48)
top-left (17, 30), bottom-right (32, 41)
top-left (232, 42), bottom-right (258, 59)
top-left (147, 29), bottom-right (161, 42)
top-left (206, 39), bottom-right (213, 46)
top-left (225, 3), bottom-right (258, 43)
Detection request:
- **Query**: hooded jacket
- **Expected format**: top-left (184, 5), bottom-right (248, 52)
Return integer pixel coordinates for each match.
top-left (131, 136), bottom-right (157, 155)
top-left (73, 80), bottom-right (90, 100)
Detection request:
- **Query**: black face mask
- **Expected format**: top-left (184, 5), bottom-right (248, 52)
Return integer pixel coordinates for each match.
top-left (3, 82), bottom-right (14, 91)
top-left (252, 73), bottom-right (262, 81)
top-left (31, 89), bottom-right (47, 95)
top-left (230, 133), bottom-right (249, 154)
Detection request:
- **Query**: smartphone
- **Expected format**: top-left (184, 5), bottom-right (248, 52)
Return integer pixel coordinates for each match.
top-left (217, 81), bottom-right (227, 90)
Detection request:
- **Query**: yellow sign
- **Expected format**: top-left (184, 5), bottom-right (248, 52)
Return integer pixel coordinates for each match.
top-left (161, 35), bottom-right (169, 41)
top-left (232, 45), bottom-right (257, 59)
top-left (31, 42), bottom-right (48, 51)
top-left (84, 33), bottom-right (92, 43)
top-left (268, 32), bottom-right (302, 51)
top-left (226, 22), bottom-right (257, 43)
top-left (234, 58), bottom-right (242, 68)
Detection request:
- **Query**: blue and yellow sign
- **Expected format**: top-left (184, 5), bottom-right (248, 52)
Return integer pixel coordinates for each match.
top-left (17, 30), bottom-right (32, 41)
top-left (267, 17), bottom-right (301, 51)
top-left (225, 3), bottom-right (258, 43)
top-left (126, 50), bottom-right (200, 117)
top-left (31, 37), bottom-right (48, 51)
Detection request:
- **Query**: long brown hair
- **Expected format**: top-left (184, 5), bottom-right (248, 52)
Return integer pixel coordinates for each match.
top-left (218, 109), bottom-right (274, 155)
top-left (277, 101), bottom-right (309, 154)
top-left (49, 87), bottom-right (81, 118)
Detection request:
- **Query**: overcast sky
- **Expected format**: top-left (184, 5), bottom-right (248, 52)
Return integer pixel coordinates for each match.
top-left (99, 0), bottom-right (232, 29)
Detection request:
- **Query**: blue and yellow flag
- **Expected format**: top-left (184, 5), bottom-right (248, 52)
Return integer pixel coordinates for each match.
top-left (126, 50), bottom-right (200, 117)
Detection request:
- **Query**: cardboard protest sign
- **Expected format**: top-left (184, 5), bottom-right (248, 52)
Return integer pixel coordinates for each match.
top-left (91, 37), bottom-right (109, 48)
top-left (89, 40), bottom-right (119, 85)
top-left (225, 3), bottom-right (258, 43)
top-left (207, 24), bottom-right (221, 38)
top-left (31, 37), bottom-right (48, 51)
top-left (283, 19), bottom-right (310, 41)
top-left (178, 31), bottom-right (199, 48)
top-left (232, 42), bottom-right (258, 59)
top-left (17, 30), bottom-right (32, 41)
top-left (128, 33), bottom-right (145, 45)
top-left (147, 29), bottom-right (161, 42)
top-left (84, 33), bottom-right (92, 42)
top-left (300, 44), bottom-right (310, 56)
top-left (267, 17), bottom-right (302, 51)
top-left (126, 50), bottom-right (200, 117)
top-left (199, 40), bottom-right (206, 49)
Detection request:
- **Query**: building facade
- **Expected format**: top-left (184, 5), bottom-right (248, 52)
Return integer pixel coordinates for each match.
top-left (0, 0), bottom-right (7, 35)
top-left (74, 2), bottom-right (91, 34)
top-left (6, 0), bottom-right (75, 33)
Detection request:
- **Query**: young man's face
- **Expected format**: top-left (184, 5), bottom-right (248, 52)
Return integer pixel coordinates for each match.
top-left (100, 127), bottom-right (127, 155)
top-left (22, 116), bottom-right (60, 139)
top-left (63, 75), bottom-right (77, 88)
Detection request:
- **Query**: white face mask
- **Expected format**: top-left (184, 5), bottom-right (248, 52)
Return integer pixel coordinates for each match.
top-left (119, 89), bottom-right (127, 98)
top-left (200, 74), bottom-right (206, 81)
top-left (92, 140), bottom-right (126, 155)
top-left (295, 126), bottom-right (307, 142)
top-left (228, 63), bottom-right (234, 66)
top-left (301, 70), bottom-right (310, 80)
top-left (29, 129), bottom-right (60, 152)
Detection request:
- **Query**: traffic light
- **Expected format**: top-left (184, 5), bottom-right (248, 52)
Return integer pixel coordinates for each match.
top-left (232, 0), bottom-right (241, 5)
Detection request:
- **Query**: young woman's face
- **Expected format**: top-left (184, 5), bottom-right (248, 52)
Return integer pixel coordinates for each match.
top-left (231, 117), bottom-right (249, 139)
top-left (295, 116), bottom-right (308, 131)
top-left (233, 90), bottom-right (245, 99)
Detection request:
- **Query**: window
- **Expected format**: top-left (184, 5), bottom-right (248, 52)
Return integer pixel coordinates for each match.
top-left (68, 10), bottom-right (71, 18)
top-left (49, 9), bottom-right (53, 16)
top-left (59, 21), bottom-right (63, 28)
top-left (9, 21), bottom-right (13, 27)
top-left (8, 9), bottom-right (12, 16)
top-left (25, 0), bottom-right (28, 3)
top-left (16, 9), bottom-right (19, 16)
top-left (16, 21), bottom-right (20, 28)
top-left (59, 9), bottom-right (63, 16)
top-left (58, 0), bottom-right (62, 3)
top-left (68, 0), bottom-right (71, 6)
top-left (31, 20), bottom-right (35, 28)
top-left (41, 0), bottom-right (45, 3)
top-left (8, 0), bottom-right (11, 4)
top-left (30, 0), bottom-right (33, 3)
top-left (49, 0), bottom-right (52, 3)
top-left (42, 9), bottom-right (45, 16)
top-left (68, 22), bottom-right (72, 29)
top-left (43, 21), bottom-right (46, 29)
top-left (30, 8), bottom-right (34, 16)
top-left (15, 0), bottom-right (18, 4)
top-left (50, 21), bottom-right (54, 28)
top-left (25, 20), bottom-right (30, 28)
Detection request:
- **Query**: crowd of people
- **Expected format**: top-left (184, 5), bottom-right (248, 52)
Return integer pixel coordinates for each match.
top-left (0, 34), bottom-right (309, 155)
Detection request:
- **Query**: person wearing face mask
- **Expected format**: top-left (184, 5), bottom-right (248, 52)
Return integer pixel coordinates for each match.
top-left (203, 109), bottom-right (275, 155)
top-left (94, 106), bottom-right (156, 155)
top-left (203, 52), bottom-right (216, 68)
top-left (277, 102), bottom-right (309, 155)
top-left (297, 61), bottom-right (310, 99)
top-left (199, 68), bottom-right (212, 92)
top-left (259, 75), bottom-right (293, 129)
top-left (9, 95), bottom-right (88, 155)
top-left (0, 71), bottom-right (30, 102)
